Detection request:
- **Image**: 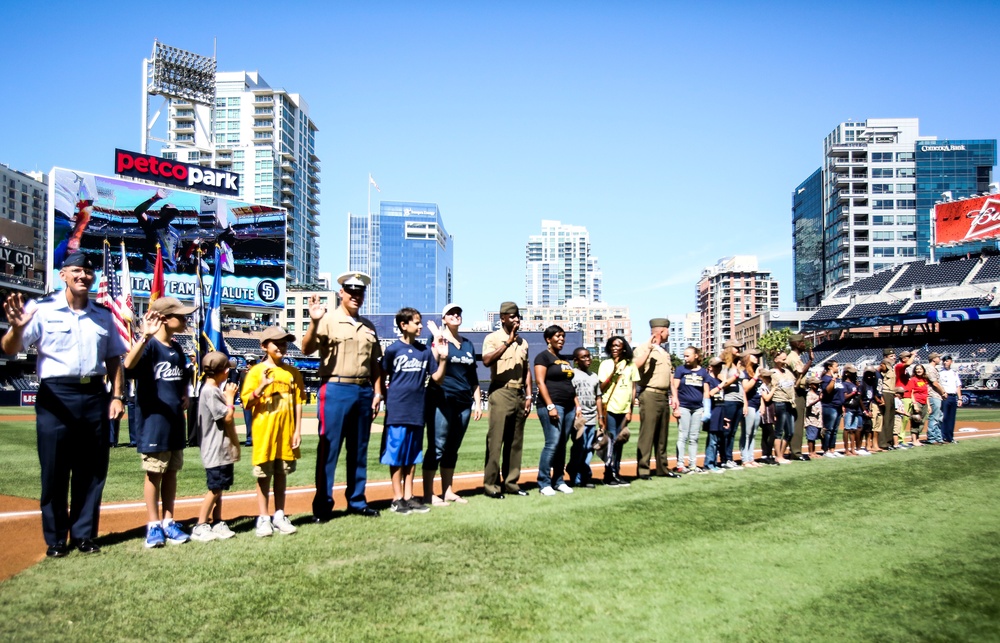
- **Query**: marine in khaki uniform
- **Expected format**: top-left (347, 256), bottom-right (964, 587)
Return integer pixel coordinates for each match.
top-left (303, 272), bottom-right (384, 520)
top-left (633, 318), bottom-right (680, 479)
top-left (481, 301), bottom-right (533, 498)
top-left (879, 349), bottom-right (897, 450)
top-left (786, 333), bottom-right (813, 460)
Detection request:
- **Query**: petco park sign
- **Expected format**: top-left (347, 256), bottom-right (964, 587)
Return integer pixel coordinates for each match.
top-left (935, 194), bottom-right (1000, 245)
top-left (114, 149), bottom-right (240, 197)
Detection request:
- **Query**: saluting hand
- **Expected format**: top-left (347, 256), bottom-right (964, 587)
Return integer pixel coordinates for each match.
top-left (140, 310), bottom-right (163, 338)
top-left (307, 294), bottom-right (326, 322)
top-left (3, 293), bottom-right (35, 330)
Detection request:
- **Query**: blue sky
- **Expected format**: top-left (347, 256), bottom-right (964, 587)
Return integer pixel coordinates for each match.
top-left (3, 1), bottom-right (998, 332)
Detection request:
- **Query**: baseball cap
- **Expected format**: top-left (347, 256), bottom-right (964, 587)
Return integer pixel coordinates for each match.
top-left (442, 303), bottom-right (462, 317)
top-left (149, 297), bottom-right (197, 316)
top-left (499, 301), bottom-right (519, 315)
top-left (260, 325), bottom-right (295, 346)
top-left (201, 351), bottom-right (230, 375)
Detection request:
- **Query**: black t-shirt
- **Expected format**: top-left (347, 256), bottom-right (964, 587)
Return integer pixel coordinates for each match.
top-left (534, 350), bottom-right (576, 408)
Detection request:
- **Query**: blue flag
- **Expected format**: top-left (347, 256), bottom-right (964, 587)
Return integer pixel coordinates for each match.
top-left (202, 244), bottom-right (226, 355)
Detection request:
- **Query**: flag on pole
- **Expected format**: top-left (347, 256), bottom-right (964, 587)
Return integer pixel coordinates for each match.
top-left (96, 239), bottom-right (132, 349)
top-left (219, 240), bottom-right (235, 273)
top-left (201, 244), bottom-right (226, 355)
top-left (118, 240), bottom-right (134, 346)
top-left (150, 243), bottom-right (165, 302)
top-left (369, 174), bottom-right (381, 192)
top-left (192, 247), bottom-right (206, 365)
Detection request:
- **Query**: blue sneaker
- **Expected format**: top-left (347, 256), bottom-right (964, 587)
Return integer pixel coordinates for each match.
top-left (145, 524), bottom-right (166, 549)
top-left (163, 521), bottom-right (190, 545)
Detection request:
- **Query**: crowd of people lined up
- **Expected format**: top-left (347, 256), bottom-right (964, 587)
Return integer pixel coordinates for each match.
top-left (0, 256), bottom-right (968, 558)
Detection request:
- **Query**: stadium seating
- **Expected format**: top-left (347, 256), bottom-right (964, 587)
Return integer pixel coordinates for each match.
top-left (834, 264), bottom-right (906, 296)
top-left (905, 298), bottom-right (992, 314)
top-left (889, 257), bottom-right (979, 291)
top-left (844, 299), bottom-right (910, 318)
top-left (809, 303), bottom-right (850, 321)
top-left (971, 255), bottom-right (1000, 284)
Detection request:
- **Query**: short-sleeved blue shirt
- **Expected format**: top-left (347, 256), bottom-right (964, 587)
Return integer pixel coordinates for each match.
top-left (383, 340), bottom-right (434, 427)
top-left (433, 336), bottom-right (479, 407)
top-left (673, 365), bottom-right (707, 409)
top-left (129, 338), bottom-right (188, 453)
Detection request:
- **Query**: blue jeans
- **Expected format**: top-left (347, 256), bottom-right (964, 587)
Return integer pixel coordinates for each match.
top-left (740, 407), bottom-right (760, 464)
top-left (704, 431), bottom-right (721, 469)
top-left (926, 396), bottom-right (943, 442)
top-left (821, 406), bottom-right (842, 452)
top-left (721, 401), bottom-right (742, 463)
top-left (568, 423), bottom-right (596, 485)
top-left (536, 405), bottom-right (575, 489)
top-left (676, 407), bottom-right (703, 469)
top-left (428, 401), bottom-right (472, 469)
top-left (941, 395), bottom-right (958, 442)
top-left (604, 413), bottom-right (627, 478)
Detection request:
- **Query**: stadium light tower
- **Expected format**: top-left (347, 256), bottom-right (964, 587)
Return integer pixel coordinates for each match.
top-left (141, 40), bottom-right (217, 154)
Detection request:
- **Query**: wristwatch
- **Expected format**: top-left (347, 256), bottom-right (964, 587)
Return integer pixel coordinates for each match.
top-left (546, 404), bottom-right (556, 411)
top-left (114, 395), bottom-right (126, 402)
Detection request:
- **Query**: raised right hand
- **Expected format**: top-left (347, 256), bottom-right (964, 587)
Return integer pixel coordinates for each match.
top-left (308, 294), bottom-right (327, 321)
top-left (3, 293), bottom-right (34, 330)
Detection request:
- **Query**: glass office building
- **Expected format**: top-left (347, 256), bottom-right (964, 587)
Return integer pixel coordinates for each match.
top-left (916, 140), bottom-right (997, 258)
top-left (793, 168), bottom-right (824, 308)
top-left (348, 201), bottom-right (453, 315)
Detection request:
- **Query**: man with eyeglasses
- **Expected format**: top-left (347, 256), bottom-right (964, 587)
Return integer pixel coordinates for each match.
top-left (480, 301), bottom-right (533, 499)
top-left (304, 272), bottom-right (385, 520)
top-left (2, 252), bottom-right (127, 557)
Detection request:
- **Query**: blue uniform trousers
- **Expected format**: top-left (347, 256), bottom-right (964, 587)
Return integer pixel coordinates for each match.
top-left (313, 382), bottom-right (374, 516)
top-left (36, 379), bottom-right (110, 546)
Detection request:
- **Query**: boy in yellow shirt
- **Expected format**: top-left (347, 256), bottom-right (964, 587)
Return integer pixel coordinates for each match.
top-left (242, 326), bottom-right (304, 537)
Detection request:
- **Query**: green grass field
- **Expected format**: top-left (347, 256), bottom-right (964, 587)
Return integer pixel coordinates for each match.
top-left (0, 435), bottom-right (998, 641)
top-left (1, 406), bottom-right (998, 502)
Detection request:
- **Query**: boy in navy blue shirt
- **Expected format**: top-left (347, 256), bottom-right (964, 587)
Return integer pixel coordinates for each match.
top-left (124, 297), bottom-right (195, 548)
top-left (380, 308), bottom-right (447, 514)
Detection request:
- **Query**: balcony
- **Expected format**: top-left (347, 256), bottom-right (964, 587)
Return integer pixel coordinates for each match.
top-left (172, 109), bottom-right (195, 121)
top-left (253, 132), bottom-right (274, 142)
top-left (308, 193), bottom-right (319, 205)
top-left (280, 159), bottom-right (294, 170)
top-left (252, 120), bottom-right (273, 130)
top-left (280, 172), bottom-right (294, 184)
top-left (173, 122), bottom-right (194, 132)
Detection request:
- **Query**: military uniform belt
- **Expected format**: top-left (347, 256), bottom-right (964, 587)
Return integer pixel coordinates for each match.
top-left (323, 375), bottom-right (370, 386)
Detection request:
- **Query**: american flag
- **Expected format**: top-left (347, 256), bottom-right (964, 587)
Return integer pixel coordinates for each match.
top-left (96, 239), bottom-right (133, 349)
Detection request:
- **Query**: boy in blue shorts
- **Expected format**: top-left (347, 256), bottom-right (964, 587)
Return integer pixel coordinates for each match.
top-left (124, 297), bottom-right (195, 548)
top-left (191, 351), bottom-right (241, 542)
top-left (380, 308), bottom-right (447, 515)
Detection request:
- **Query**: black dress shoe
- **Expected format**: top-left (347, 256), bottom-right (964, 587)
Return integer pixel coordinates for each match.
top-left (46, 543), bottom-right (69, 558)
top-left (347, 507), bottom-right (380, 518)
top-left (484, 491), bottom-right (505, 499)
top-left (637, 474), bottom-right (651, 481)
top-left (73, 539), bottom-right (100, 554)
top-left (580, 483), bottom-right (596, 489)
top-left (311, 513), bottom-right (332, 523)
top-left (664, 471), bottom-right (682, 479)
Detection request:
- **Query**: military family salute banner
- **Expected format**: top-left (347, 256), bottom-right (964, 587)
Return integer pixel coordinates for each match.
top-left (48, 168), bottom-right (286, 307)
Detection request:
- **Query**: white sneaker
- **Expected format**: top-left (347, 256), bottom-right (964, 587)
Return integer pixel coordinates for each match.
top-left (833, 451), bottom-right (845, 458)
top-left (212, 521), bottom-right (236, 539)
top-left (190, 523), bottom-right (217, 542)
top-left (823, 452), bottom-right (837, 458)
top-left (255, 516), bottom-right (274, 538)
top-left (555, 483), bottom-right (574, 494)
top-left (858, 450), bottom-right (872, 456)
top-left (272, 513), bottom-right (298, 535)
top-left (539, 486), bottom-right (557, 496)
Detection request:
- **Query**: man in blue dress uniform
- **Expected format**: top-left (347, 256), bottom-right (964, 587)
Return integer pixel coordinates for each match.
top-left (2, 253), bottom-right (127, 557)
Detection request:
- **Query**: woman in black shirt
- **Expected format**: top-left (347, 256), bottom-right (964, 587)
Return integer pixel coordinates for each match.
top-left (534, 325), bottom-right (579, 496)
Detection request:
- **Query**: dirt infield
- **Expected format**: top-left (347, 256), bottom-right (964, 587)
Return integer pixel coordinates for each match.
top-left (2, 422), bottom-right (998, 583)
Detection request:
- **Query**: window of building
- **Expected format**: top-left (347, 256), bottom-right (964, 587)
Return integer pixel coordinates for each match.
top-left (234, 151), bottom-right (244, 159)
top-left (215, 98), bottom-right (226, 107)
top-left (873, 200), bottom-right (894, 210)
top-left (872, 184), bottom-right (893, 194)
top-left (897, 215), bottom-right (916, 225)
top-left (897, 200), bottom-right (916, 210)
top-left (226, 133), bottom-right (240, 143)
top-left (256, 149), bottom-right (271, 158)
top-left (287, 322), bottom-right (295, 331)
top-left (872, 168), bottom-right (894, 178)
top-left (873, 247), bottom-right (895, 257)
top-left (872, 152), bottom-right (894, 162)
top-left (897, 231), bottom-right (916, 241)
top-left (896, 168), bottom-right (915, 178)
top-left (873, 215), bottom-right (894, 225)
top-left (896, 184), bottom-right (915, 193)
top-left (899, 247), bottom-right (917, 257)
top-left (872, 231), bottom-right (894, 241)
top-left (896, 152), bottom-right (914, 162)
top-left (228, 97), bottom-right (241, 107)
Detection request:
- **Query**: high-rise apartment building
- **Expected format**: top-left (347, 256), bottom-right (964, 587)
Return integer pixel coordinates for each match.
top-left (0, 164), bottom-right (47, 274)
top-left (349, 201), bottom-right (453, 316)
top-left (666, 312), bottom-right (701, 358)
top-left (697, 256), bottom-right (779, 357)
top-left (793, 118), bottom-right (996, 307)
top-left (525, 220), bottom-right (601, 306)
top-left (161, 71), bottom-right (320, 285)
top-left (519, 300), bottom-right (631, 349)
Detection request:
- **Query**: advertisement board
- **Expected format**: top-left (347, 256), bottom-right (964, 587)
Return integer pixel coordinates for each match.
top-left (114, 149), bottom-right (240, 197)
top-left (48, 168), bottom-right (286, 307)
top-left (934, 194), bottom-right (1000, 246)
top-left (20, 391), bottom-right (36, 407)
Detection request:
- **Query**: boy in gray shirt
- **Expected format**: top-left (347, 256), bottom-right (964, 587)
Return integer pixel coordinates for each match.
top-left (192, 351), bottom-right (241, 542)
top-left (568, 347), bottom-right (604, 488)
